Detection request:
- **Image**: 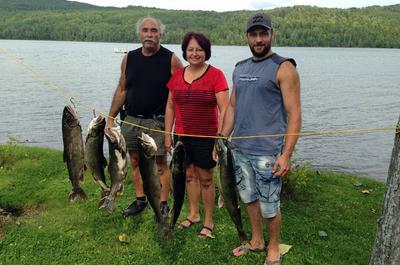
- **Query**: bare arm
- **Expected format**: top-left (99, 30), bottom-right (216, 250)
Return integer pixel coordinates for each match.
top-left (216, 90), bottom-right (229, 134)
top-left (163, 54), bottom-right (182, 152)
top-left (171, 53), bottom-right (183, 74)
top-left (106, 55), bottom-right (128, 129)
top-left (220, 85), bottom-right (237, 137)
top-left (273, 61), bottom-right (301, 176)
top-left (164, 92), bottom-right (175, 153)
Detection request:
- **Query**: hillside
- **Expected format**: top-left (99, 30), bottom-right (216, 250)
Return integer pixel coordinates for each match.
top-left (0, 0), bottom-right (399, 47)
top-left (0, 0), bottom-right (97, 10)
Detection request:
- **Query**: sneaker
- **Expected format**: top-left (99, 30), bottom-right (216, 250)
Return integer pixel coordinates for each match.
top-left (160, 203), bottom-right (170, 221)
top-left (122, 199), bottom-right (148, 217)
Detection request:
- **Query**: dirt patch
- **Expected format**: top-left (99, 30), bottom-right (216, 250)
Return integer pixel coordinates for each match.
top-left (0, 209), bottom-right (14, 225)
top-left (22, 207), bottom-right (42, 217)
top-left (0, 206), bottom-right (42, 238)
top-left (0, 208), bottom-right (14, 238)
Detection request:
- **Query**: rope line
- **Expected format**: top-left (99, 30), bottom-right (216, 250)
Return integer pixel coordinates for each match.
top-left (1, 47), bottom-right (397, 139)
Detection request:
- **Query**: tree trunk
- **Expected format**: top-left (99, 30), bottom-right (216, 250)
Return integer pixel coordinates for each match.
top-left (369, 116), bottom-right (400, 265)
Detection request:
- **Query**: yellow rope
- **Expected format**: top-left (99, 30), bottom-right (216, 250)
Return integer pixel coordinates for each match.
top-left (1, 47), bottom-right (397, 139)
top-left (231, 127), bottom-right (395, 139)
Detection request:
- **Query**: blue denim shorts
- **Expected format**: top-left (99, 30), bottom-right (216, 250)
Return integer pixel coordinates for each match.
top-left (232, 150), bottom-right (282, 218)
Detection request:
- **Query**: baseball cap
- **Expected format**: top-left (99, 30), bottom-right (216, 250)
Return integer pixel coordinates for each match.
top-left (246, 13), bottom-right (272, 32)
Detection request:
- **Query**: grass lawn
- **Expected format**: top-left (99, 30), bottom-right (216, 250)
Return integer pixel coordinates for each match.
top-left (0, 144), bottom-right (385, 265)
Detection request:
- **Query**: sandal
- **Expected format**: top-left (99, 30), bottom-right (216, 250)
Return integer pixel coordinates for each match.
top-left (231, 242), bottom-right (265, 257)
top-left (198, 226), bottom-right (215, 239)
top-left (177, 218), bottom-right (200, 229)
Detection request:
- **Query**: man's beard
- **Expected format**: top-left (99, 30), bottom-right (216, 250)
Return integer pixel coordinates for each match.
top-left (250, 43), bottom-right (271, 58)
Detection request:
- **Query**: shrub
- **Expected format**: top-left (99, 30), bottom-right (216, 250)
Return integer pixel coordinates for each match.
top-left (0, 135), bottom-right (24, 168)
top-left (282, 159), bottom-right (312, 199)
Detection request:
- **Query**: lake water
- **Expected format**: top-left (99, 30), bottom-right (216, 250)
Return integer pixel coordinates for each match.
top-left (1, 40), bottom-right (399, 180)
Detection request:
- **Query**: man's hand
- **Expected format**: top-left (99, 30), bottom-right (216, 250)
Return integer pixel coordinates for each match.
top-left (105, 118), bottom-right (116, 137)
top-left (273, 154), bottom-right (291, 177)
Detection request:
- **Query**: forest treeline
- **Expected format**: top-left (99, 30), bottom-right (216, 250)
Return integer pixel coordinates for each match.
top-left (1, 0), bottom-right (399, 47)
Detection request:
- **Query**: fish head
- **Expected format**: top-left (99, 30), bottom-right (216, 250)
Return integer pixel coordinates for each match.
top-left (62, 105), bottom-right (80, 127)
top-left (87, 115), bottom-right (105, 137)
top-left (137, 132), bottom-right (158, 156)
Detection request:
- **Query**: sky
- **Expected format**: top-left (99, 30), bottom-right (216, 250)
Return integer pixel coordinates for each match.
top-left (70, 0), bottom-right (400, 12)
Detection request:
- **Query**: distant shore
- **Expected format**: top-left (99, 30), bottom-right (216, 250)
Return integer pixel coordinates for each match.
top-left (1, 2), bottom-right (399, 48)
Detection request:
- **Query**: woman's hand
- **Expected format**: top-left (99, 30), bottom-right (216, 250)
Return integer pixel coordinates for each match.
top-left (165, 134), bottom-right (173, 155)
top-left (212, 144), bottom-right (217, 162)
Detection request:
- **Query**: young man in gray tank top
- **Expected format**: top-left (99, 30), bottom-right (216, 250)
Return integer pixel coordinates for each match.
top-left (221, 13), bottom-right (301, 265)
top-left (106, 17), bottom-right (182, 218)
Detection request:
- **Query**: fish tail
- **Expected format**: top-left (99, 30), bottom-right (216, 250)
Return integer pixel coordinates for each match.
top-left (157, 221), bottom-right (169, 238)
top-left (98, 195), bottom-right (115, 212)
top-left (166, 227), bottom-right (173, 240)
top-left (68, 187), bottom-right (88, 202)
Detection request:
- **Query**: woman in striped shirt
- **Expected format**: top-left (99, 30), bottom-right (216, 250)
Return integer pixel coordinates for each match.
top-left (165, 32), bottom-right (229, 239)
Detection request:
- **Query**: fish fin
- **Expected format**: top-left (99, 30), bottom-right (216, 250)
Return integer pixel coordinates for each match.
top-left (68, 187), bottom-right (88, 202)
top-left (97, 180), bottom-right (109, 191)
top-left (218, 195), bottom-right (225, 208)
top-left (116, 184), bottom-right (124, 196)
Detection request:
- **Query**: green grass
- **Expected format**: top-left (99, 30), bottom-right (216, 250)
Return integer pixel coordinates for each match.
top-left (0, 144), bottom-right (385, 265)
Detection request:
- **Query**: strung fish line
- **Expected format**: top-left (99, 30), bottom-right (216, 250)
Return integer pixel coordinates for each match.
top-left (1, 47), bottom-right (397, 140)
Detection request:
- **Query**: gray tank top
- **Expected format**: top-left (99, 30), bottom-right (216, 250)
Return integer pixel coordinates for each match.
top-left (232, 53), bottom-right (296, 156)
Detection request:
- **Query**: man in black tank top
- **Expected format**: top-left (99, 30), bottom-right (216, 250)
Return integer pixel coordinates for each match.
top-left (105, 17), bottom-right (182, 218)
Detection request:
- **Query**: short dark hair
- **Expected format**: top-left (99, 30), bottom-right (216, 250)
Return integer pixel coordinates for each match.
top-left (181, 32), bottom-right (211, 61)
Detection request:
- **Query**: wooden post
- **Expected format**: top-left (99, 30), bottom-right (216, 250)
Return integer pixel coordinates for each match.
top-left (369, 116), bottom-right (400, 265)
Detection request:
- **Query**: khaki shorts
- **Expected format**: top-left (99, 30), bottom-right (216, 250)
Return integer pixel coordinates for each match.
top-left (121, 115), bottom-right (166, 156)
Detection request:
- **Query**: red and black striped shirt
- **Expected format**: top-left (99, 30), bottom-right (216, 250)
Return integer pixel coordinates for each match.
top-left (167, 65), bottom-right (228, 136)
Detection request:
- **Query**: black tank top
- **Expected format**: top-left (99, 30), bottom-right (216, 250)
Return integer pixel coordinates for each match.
top-left (125, 46), bottom-right (172, 116)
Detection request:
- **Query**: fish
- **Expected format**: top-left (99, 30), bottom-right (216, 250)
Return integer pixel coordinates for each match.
top-left (99, 126), bottom-right (127, 212)
top-left (168, 140), bottom-right (186, 236)
top-left (137, 132), bottom-right (164, 225)
top-left (217, 194), bottom-right (224, 209)
top-left (84, 115), bottom-right (109, 199)
top-left (215, 138), bottom-right (248, 243)
top-left (61, 105), bottom-right (88, 202)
